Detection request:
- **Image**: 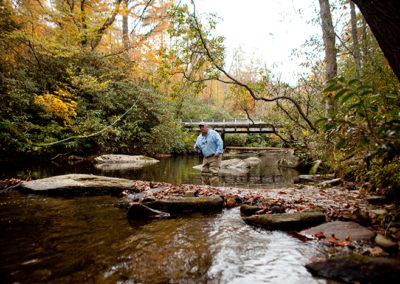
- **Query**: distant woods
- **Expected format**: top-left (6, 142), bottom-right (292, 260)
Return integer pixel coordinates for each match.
top-left (0, 0), bottom-right (399, 197)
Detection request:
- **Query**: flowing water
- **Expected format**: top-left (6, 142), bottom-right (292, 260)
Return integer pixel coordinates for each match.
top-left (0, 153), bottom-right (329, 283)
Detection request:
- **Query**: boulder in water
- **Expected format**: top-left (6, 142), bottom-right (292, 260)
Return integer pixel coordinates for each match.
top-left (244, 157), bottom-right (261, 166)
top-left (143, 196), bottom-right (224, 213)
top-left (95, 154), bottom-right (159, 171)
top-left (306, 254), bottom-right (400, 283)
top-left (375, 234), bottom-right (398, 249)
top-left (193, 158), bottom-right (257, 175)
top-left (300, 221), bottom-right (375, 241)
top-left (240, 204), bottom-right (262, 216)
top-left (18, 174), bottom-right (137, 196)
top-left (243, 211), bottom-right (325, 230)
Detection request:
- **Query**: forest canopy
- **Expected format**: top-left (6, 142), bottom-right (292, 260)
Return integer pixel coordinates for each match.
top-left (0, 0), bottom-right (399, 196)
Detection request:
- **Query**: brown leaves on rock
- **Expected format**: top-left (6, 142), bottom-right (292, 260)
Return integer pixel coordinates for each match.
top-left (0, 178), bottom-right (23, 190)
top-left (124, 180), bottom-right (394, 231)
top-left (314, 232), bottom-right (326, 239)
top-left (313, 232), bottom-right (353, 247)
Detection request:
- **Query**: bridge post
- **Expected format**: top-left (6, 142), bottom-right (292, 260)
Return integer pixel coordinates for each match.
top-left (221, 130), bottom-right (225, 149)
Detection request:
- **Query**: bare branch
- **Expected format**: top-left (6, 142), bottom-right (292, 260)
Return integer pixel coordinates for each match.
top-left (130, 0), bottom-right (153, 35)
top-left (190, 3), bottom-right (317, 132)
top-left (335, 32), bottom-right (354, 56)
top-left (275, 101), bottom-right (307, 130)
top-left (91, 0), bottom-right (123, 50)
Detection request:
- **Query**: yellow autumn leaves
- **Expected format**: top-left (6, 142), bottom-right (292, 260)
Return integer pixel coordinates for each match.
top-left (34, 89), bottom-right (77, 125)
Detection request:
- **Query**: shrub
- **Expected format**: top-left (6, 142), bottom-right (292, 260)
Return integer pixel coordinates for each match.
top-left (224, 134), bottom-right (247, 147)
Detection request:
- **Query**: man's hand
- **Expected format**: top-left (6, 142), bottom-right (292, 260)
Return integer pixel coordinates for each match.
top-left (195, 144), bottom-right (199, 149)
top-left (214, 153), bottom-right (220, 157)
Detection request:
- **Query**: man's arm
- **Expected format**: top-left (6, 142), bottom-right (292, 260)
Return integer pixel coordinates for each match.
top-left (194, 135), bottom-right (201, 152)
top-left (214, 132), bottom-right (223, 156)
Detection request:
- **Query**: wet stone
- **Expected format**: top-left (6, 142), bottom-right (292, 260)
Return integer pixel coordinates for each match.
top-left (18, 174), bottom-right (138, 196)
top-left (375, 234), bottom-right (398, 249)
top-left (240, 204), bottom-right (262, 216)
top-left (366, 196), bottom-right (388, 205)
top-left (301, 221), bottom-right (375, 241)
top-left (225, 198), bottom-right (237, 208)
top-left (270, 205), bottom-right (285, 214)
top-left (184, 191), bottom-right (198, 197)
top-left (127, 203), bottom-right (170, 220)
top-left (306, 254), bottom-right (400, 283)
top-left (243, 211), bottom-right (326, 231)
top-left (143, 196), bottom-right (224, 213)
top-left (317, 178), bottom-right (343, 187)
top-left (297, 175), bottom-right (327, 182)
top-left (95, 154), bottom-right (159, 171)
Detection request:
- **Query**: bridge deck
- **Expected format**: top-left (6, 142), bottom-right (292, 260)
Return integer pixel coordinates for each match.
top-left (180, 119), bottom-right (280, 134)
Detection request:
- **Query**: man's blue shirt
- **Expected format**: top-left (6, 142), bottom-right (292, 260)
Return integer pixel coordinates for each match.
top-left (194, 129), bottom-right (223, 157)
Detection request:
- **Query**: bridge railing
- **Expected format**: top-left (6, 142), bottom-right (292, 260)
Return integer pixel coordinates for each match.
top-left (178, 118), bottom-right (281, 134)
top-left (179, 118), bottom-right (266, 125)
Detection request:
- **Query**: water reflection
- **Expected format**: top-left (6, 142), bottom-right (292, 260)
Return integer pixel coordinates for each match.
top-left (0, 152), bottom-right (299, 190)
top-left (201, 175), bottom-right (220, 187)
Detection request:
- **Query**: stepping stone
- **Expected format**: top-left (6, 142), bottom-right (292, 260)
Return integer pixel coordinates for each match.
top-left (306, 254), bottom-right (400, 283)
top-left (143, 196), bottom-right (224, 213)
top-left (243, 211), bottom-right (325, 231)
top-left (301, 221), bottom-right (375, 241)
top-left (18, 174), bottom-right (138, 196)
top-left (95, 154), bottom-right (159, 171)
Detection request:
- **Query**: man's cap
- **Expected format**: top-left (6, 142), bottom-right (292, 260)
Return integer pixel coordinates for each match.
top-left (199, 123), bottom-right (206, 127)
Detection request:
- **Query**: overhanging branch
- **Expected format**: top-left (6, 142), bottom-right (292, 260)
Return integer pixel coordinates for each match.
top-left (190, 2), bottom-right (317, 132)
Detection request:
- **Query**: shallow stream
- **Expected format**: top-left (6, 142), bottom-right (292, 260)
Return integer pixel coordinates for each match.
top-left (0, 152), bottom-right (329, 283)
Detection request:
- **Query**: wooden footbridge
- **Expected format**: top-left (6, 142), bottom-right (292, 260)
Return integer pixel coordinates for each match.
top-left (180, 119), bottom-right (280, 134)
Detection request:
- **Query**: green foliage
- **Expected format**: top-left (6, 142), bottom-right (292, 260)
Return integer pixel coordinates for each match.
top-left (224, 134), bottom-right (247, 147)
top-left (317, 77), bottom-right (400, 161)
top-left (1, 1), bottom-right (224, 157)
top-left (245, 134), bottom-right (284, 147)
top-left (365, 159), bottom-right (400, 199)
top-left (315, 76), bottom-right (400, 192)
top-left (0, 25), bottom-right (183, 157)
top-left (223, 133), bottom-right (284, 148)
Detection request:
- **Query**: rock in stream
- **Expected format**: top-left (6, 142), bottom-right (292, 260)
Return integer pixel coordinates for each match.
top-left (306, 254), bottom-right (400, 283)
top-left (142, 196), bottom-right (224, 213)
top-left (243, 211), bottom-right (325, 231)
top-left (95, 154), bottom-right (159, 171)
top-left (18, 174), bottom-right (138, 196)
top-left (301, 221), bottom-right (375, 241)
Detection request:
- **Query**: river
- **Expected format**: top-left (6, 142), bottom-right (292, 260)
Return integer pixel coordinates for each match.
top-left (0, 152), bottom-right (329, 283)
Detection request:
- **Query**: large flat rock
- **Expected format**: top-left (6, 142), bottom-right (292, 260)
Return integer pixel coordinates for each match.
top-left (193, 164), bottom-right (249, 175)
top-left (306, 254), bottom-right (400, 283)
top-left (95, 154), bottom-right (159, 171)
top-left (19, 174), bottom-right (138, 196)
top-left (243, 211), bottom-right (326, 231)
top-left (193, 158), bottom-right (259, 175)
top-left (143, 196), bottom-right (224, 213)
top-left (300, 221), bottom-right (375, 241)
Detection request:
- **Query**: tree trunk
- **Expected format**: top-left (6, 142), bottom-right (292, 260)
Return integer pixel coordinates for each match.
top-left (350, 1), bottom-right (363, 82)
top-left (91, 0), bottom-right (123, 50)
top-left (318, 0), bottom-right (337, 111)
top-left (352, 0), bottom-right (400, 82)
top-left (122, 0), bottom-right (130, 50)
top-left (80, 0), bottom-right (87, 46)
